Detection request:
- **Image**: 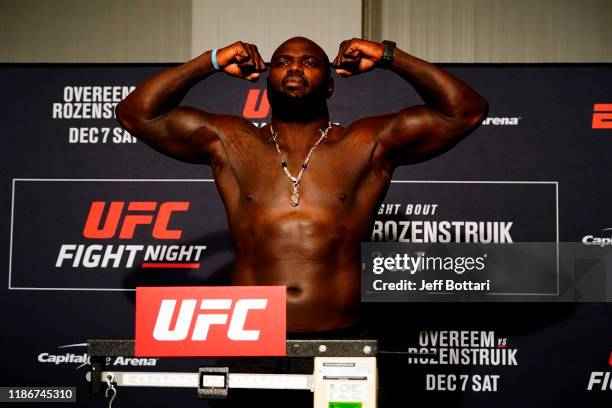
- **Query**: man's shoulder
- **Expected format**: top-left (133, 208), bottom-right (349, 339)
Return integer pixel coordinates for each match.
top-left (209, 114), bottom-right (261, 139)
top-left (348, 113), bottom-right (395, 131)
top-left (341, 114), bottom-right (394, 141)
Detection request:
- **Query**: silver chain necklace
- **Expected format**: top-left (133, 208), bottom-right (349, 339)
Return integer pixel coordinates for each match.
top-left (269, 122), bottom-right (332, 207)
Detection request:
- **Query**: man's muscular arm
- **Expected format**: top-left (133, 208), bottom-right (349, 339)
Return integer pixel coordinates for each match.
top-left (116, 42), bottom-right (265, 164)
top-left (333, 39), bottom-right (488, 168)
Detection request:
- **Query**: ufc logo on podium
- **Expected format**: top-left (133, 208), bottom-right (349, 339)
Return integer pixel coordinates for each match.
top-left (153, 299), bottom-right (267, 341)
top-left (135, 286), bottom-right (286, 357)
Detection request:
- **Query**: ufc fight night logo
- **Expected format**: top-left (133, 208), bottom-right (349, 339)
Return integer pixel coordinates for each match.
top-left (55, 201), bottom-right (206, 269)
top-left (83, 201), bottom-right (189, 239)
top-left (135, 286), bottom-right (286, 356)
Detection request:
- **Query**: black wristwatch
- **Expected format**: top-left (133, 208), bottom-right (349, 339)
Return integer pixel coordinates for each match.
top-left (379, 40), bottom-right (396, 69)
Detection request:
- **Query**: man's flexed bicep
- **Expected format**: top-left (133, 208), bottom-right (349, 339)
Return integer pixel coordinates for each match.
top-left (372, 103), bottom-right (486, 167)
top-left (333, 38), bottom-right (488, 169)
top-left (116, 40), bottom-right (266, 164)
top-left (117, 103), bottom-right (222, 164)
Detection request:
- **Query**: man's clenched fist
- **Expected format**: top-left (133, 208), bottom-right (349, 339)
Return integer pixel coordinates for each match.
top-left (215, 41), bottom-right (266, 82)
top-left (332, 38), bottom-right (386, 77)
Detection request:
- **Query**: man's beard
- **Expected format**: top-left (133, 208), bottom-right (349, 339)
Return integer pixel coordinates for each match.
top-left (267, 81), bottom-right (329, 122)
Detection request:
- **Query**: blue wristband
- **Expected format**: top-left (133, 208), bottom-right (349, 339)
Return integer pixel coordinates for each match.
top-left (211, 48), bottom-right (221, 71)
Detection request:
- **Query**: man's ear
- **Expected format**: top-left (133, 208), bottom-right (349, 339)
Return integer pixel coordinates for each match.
top-left (327, 77), bottom-right (334, 99)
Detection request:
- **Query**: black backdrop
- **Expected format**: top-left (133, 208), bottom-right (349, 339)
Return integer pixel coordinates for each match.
top-left (1, 64), bottom-right (611, 406)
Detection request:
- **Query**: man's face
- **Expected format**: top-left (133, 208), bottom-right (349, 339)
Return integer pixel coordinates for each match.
top-left (267, 39), bottom-right (332, 102)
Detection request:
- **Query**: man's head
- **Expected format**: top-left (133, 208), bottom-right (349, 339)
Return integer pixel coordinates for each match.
top-left (267, 37), bottom-right (334, 119)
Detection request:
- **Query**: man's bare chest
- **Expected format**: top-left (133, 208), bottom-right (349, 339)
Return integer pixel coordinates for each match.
top-left (218, 131), bottom-right (377, 203)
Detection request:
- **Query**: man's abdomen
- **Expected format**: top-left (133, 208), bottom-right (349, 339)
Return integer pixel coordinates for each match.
top-left (229, 207), bottom-right (366, 332)
top-left (232, 258), bottom-right (362, 332)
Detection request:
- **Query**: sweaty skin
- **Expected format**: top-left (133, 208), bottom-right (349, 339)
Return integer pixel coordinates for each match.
top-left (116, 37), bottom-right (488, 332)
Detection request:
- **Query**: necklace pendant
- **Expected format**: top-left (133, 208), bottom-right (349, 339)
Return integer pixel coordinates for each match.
top-left (290, 191), bottom-right (300, 206)
top-left (270, 122), bottom-right (331, 208)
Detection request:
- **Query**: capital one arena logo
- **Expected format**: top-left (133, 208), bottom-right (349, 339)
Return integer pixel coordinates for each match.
top-left (135, 286), bottom-right (286, 356)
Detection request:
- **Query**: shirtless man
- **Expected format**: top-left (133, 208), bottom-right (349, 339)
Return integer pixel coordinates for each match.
top-left (116, 37), bottom-right (488, 333)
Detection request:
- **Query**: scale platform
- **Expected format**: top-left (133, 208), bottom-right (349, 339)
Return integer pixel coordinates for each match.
top-left (87, 339), bottom-right (379, 408)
